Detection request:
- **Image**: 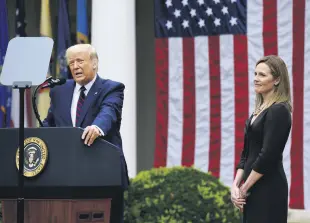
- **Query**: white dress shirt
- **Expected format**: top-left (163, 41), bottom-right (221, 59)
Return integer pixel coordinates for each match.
top-left (71, 76), bottom-right (96, 126)
top-left (70, 76), bottom-right (104, 136)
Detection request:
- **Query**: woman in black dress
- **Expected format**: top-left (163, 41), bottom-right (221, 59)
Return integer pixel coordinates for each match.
top-left (230, 55), bottom-right (292, 223)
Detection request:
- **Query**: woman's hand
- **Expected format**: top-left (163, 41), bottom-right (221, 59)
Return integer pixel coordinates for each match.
top-left (239, 184), bottom-right (249, 199)
top-left (231, 184), bottom-right (246, 212)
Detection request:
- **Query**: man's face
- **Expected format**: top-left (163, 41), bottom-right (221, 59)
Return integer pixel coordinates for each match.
top-left (67, 49), bottom-right (96, 85)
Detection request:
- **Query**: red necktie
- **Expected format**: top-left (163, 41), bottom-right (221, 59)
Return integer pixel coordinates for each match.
top-left (75, 86), bottom-right (86, 127)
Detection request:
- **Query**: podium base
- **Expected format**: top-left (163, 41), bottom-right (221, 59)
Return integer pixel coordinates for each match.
top-left (1, 199), bottom-right (111, 223)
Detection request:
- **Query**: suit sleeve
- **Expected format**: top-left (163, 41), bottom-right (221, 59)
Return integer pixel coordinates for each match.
top-left (42, 89), bottom-right (56, 127)
top-left (236, 124), bottom-right (248, 170)
top-left (92, 83), bottom-right (125, 135)
top-left (251, 103), bottom-right (291, 174)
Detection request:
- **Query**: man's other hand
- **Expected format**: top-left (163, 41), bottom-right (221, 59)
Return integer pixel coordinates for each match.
top-left (81, 125), bottom-right (101, 146)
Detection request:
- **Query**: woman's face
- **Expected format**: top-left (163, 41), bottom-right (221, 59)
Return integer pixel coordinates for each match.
top-left (254, 62), bottom-right (278, 95)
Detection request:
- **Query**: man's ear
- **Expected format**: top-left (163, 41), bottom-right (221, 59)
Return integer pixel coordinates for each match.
top-left (92, 59), bottom-right (98, 70)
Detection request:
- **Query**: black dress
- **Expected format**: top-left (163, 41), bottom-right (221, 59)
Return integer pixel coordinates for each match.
top-left (236, 102), bottom-right (291, 223)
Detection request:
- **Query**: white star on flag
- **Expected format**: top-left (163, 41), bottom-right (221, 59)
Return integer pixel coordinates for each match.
top-left (198, 19), bottom-right (205, 28)
top-left (174, 9), bottom-right (181, 18)
top-left (222, 6), bottom-right (229, 15)
top-left (214, 17), bottom-right (221, 26)
top-left (166, 20), bottom-right (173, 29)
top-left (165, 0), bottom-right (172, 8)
top-left (229, 17), bottom-right (237, 26)
top-left (197, 0), bottom-right (204, 6)
top-left (181, 0), bottom-right (188, 7)
top-left (206, 7), bottom-right (213, 16)
top-left (190, 9), bottom-right (197, 17)
top-left (182, 20), bottom-right (189, 29)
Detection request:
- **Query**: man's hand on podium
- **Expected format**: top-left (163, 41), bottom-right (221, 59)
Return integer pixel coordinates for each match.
top-left (81, 125), bottom-right (102, 146)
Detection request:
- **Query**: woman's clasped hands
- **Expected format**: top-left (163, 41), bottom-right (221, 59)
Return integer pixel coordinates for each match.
top-left (231, 184), bottom-right (247, 212)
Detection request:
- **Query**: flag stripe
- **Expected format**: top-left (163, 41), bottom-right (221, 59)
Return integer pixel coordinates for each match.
top-left (167, 38), bottom-right (183, 167)
top-left (247, 0), bottom-right (263, 118)
top-left (234, 34), bottom-right (249, 173)
top-left (290, 0), bottom-right (305, 209)
top-left (154, 38), bottom-right (169, 167)
top-left (194, 37), bottom-right (210, 173)
top-left (277, 0), bottom-right (293, 205)
top-left (208, 36), bottom-right (221, 178)
top-left (304, 0), bottom-right (310, 209)
top-left (219, 35), bottom-right (235, 186)
top-left (181, 38), bottom-right (195, 166)
top-left (263, 0), bottom-right (278, 55)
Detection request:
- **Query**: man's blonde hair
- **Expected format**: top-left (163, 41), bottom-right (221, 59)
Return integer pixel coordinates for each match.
top-left (65, 44), bottom-right (98, 66)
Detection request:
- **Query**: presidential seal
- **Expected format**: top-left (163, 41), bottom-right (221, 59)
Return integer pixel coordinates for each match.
top-left (16, 137), bottom-right (48, 177)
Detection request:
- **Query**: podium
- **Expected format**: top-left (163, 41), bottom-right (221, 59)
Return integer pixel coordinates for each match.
top-left (0, 127), bottom-right (123, 223)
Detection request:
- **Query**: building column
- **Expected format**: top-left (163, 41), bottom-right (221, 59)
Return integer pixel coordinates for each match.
top-left (91, 0), bottom-right (136, 178)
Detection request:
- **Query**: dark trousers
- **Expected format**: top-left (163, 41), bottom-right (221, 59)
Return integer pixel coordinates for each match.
top-left (109, 191), bottom-right (124, 223)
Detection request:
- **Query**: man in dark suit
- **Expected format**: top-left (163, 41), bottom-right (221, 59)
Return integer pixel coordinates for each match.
top-left (42, 43), bottom-right (129, 223)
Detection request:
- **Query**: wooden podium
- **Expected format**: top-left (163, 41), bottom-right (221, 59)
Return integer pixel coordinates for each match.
top-left (2, 199), bottom-right (113, 222)
top-left (0, 127), bottom-right (124, 223)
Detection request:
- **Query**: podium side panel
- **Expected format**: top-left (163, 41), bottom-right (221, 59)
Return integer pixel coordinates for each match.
top-left (1, 199), bottom-right (111, 223)
top-left (2, 200), bottom-right (73, 223)
top-left (72, 199), bottom-right (111, 223)
top-left (2, 200), bottom-right (16, 223)
top-left (25, 200), bottom-right (73, 223)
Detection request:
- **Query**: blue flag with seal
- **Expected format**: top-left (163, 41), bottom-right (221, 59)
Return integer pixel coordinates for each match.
top-left (0, 0), bottom-right (12, 128)
top-left (56, 0), bottom-right (71, 79)
top-left (77, 0), bottom-right (89, 44)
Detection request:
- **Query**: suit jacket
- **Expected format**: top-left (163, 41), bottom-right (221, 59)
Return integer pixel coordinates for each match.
top-left (42, 75), bottom-right (129, 189)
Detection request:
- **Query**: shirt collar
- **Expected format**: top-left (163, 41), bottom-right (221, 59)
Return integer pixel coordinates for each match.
top-left (75, 75), bottom-right (97, 94)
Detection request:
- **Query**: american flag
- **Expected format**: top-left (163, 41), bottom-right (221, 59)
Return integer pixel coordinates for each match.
top-left (11, 0), bottom-right (33, 128)
top-left (154, 0), bottom-right (310, 210)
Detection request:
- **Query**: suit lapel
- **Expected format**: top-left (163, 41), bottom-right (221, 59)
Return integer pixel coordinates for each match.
top-left (76, 77), bottom-right (103, 127)
top-left (63, 81), bottom-right (75, 126)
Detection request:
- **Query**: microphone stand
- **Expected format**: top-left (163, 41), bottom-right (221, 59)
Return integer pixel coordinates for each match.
top-left (32, 77), bottom-right (52, 127)
top-left (32, 77), bottom-right (67, 128)
top-left (32, 84), bottom-right (44, 127)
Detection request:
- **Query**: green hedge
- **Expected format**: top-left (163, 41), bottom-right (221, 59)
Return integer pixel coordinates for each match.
top-left (124, 166), bottom-right (241, 223)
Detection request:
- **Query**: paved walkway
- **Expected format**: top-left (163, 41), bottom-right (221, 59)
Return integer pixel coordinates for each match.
top-left (288, 209), bottom-right (310, 223)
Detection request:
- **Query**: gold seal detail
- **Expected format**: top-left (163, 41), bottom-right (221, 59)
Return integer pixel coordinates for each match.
top-left (16, 137), bottom-right (48, 177)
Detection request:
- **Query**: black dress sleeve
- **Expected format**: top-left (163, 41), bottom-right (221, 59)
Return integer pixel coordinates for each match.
top-left (251, 103), bottom-right (291, 174)
top-left (236, 122), bottom-right (248, 170)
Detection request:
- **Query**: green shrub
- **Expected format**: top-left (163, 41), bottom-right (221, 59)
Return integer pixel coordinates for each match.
top-left (124, 166), bottom-right (241, 223)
